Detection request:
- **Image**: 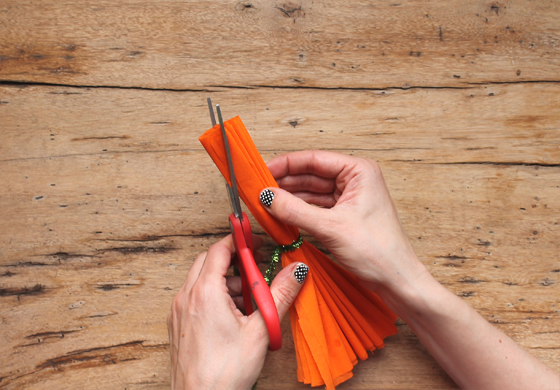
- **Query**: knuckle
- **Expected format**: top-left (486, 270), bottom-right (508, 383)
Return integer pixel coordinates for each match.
top-left (189, 282), bottom-right (208, 307)
top-left (366, 159), bottom-right (381, 176)
top-left (166, 311), bottom-right (172, 328)
top-left (171, 295), bottom-right (183, 314)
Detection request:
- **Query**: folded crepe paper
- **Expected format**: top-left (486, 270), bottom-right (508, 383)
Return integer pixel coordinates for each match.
top-left (199, 116), bottom-right (398, 389)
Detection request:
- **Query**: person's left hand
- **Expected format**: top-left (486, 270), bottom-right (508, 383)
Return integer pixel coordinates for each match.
top-left (167, 234), bottom-right (308, 390)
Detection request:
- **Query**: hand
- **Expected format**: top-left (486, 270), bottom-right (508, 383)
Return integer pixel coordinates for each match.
top-left (167, 234), bottom-right (307, 390)
top-left (263, 150), bottom-right (427, 293)
top-left (261, 150), bottom-right (560, 390)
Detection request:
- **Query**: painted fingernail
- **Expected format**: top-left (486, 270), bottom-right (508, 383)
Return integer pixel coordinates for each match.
top-left (259, 188), bottom-right (275, 207)
top-left (294, 263), bottom-right (309, 284)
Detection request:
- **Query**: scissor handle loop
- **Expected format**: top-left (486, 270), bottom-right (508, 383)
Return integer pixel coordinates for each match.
top-left (229, 213), bottom-right (282, 351)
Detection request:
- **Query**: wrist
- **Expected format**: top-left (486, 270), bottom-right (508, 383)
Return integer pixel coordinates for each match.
top-left (366, 256), bottom-right (440, 322)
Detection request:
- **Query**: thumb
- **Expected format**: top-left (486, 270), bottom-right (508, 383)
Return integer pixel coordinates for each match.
top-left (269, 262), bottom-right (309, 321)
top-left (259, 188), bottom-right (324, 235)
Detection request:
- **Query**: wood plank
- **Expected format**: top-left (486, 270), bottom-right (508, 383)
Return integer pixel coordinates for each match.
top-left (1, 84), bottom-right (558, 388)
top-left (1, 83), bottom-right (559, 165)
top-left (0, 0), bottom-right (559, 89)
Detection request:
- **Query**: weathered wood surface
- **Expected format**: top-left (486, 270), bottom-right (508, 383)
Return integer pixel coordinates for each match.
top-left (1, 0), bottom-right (559, 389)
top-left (0, 0), bottom-right (559, 89)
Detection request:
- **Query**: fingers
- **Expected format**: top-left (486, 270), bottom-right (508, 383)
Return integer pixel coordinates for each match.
top-left (289, 191), bottom-right (337, 208)
top-left (197, 235), bottom-right (236, 282)
top-left (187, 235), bottom-right (264, 301)
top-left (226, 275), bottom-right (243, 296)
top-left (269, 262), bottom-right (309, 321)
top-left (276, 174), bottom-right (336, 194)
top-left (267, 150), bottom-right (356, 180)
top-left (232, 295), bottom-right (245, 311)
top-left (259, 187), bottom-right (328, 235)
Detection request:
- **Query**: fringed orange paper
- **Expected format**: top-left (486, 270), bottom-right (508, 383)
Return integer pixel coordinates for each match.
top-left (200, 116), bottom-right (398, 389)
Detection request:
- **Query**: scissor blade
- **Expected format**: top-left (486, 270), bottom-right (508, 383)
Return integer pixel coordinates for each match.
top-left (207, 98), bottom-right (216, 127)
top-left (216, 104), bottom-right (243, 220)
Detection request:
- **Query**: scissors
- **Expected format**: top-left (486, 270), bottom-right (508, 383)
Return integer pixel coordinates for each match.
top-left (207, 98), bottom-right (282, 351)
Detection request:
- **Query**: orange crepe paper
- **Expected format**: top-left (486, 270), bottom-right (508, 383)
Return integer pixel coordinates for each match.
top-left (199, 116), bottom-right (398, 389)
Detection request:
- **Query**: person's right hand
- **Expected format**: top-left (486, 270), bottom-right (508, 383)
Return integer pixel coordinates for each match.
top-left (261, 150), bottom-right (428, 293)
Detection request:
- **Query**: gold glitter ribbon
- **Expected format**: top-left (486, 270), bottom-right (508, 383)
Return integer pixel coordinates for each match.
top-left (264, 234), bottom-right (304, 286)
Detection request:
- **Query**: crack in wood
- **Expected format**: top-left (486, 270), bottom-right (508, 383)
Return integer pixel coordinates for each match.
top-left (437, 255), bottom-right (468, 261)
top-left (71, 135), bottom-right (131, 141)
top-left (539, 278), bottom-right (555, 287)
top-left (467, 80), bottom-right (560, 86)
top-left (357, 131), bottom-right (396, 136)
top-left (25, 330), bottom-right (81, 339)
top-left (0, 148), bottom-right (204, 163)
top-left (0, 284), bottom-right (45, 297)
top-left (131, 380), bottom-right (163, 385)
top-left (275, 2), bottom-right (303, 18)
top-left (430, 161), bottom-right (560, 168)
top-left (0, 80), bottom-right (213, 92)
top-left (246, 84), bottom-right (473, 91)
top-left (18, 330), bottom-right (83, 347)
top-left (458, 277), bottom-right (486, 284)
top-left (479, 309), bottom-right (557, 314)
top-left (34, 341), bottom-right (164, 372)
top-left (458, 291), bottom-right (475, 297)
top-left (95, 283), bottom-right (140, 291)
top-left (2, 79), bottom-right (560, 95)
top-left (533, 331), bottom-right (560, 335)
top-left (1, 341), bottom-right (169, 387)
top-left (4, 261), bottom-right (51, 267)
top-left (83, 312), bottom-right (118, 319)
top-left (3, 253), bottom-right (98, 268)
top-left (50, 252), bottom-right (97, 260)
top-left (322, 147), bottom-right (433, 152)
top-left (102, 246), bottom-right (176, 254)
top-left (93, 231), bottom-right (230, 242)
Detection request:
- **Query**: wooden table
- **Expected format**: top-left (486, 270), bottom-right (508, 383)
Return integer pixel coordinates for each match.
top-left (1, 1), bottom-right (559, 388)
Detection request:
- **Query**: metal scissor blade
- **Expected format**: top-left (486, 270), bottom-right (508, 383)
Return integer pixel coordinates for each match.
top-left (207, 98), bottom-right (216, 127)
top-left (216, 104), bottom-right (243, 220)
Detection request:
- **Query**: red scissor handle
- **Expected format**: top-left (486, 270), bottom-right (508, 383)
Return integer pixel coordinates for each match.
top-left (234, 215), bottom-right (254, 317)
top-left (229, 212), bottom-right (282, 351)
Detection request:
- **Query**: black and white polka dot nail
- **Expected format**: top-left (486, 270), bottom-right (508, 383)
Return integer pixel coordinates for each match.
top-left (294, 263), bottom-right (309, 284)
top-left (259, 189), bottom-right (275, 208)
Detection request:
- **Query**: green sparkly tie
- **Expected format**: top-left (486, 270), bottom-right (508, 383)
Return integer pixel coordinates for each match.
top-left (264, 234), bottom-right (304, 286)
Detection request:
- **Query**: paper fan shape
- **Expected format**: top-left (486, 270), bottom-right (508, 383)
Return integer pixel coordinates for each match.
top-left (200, 116), bottom-right (398, 389)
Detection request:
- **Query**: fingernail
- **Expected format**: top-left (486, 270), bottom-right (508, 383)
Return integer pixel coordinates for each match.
top-left (294, 263), bottom-right (309, 284)
top-left (259, 188), bottom-right (275, 208)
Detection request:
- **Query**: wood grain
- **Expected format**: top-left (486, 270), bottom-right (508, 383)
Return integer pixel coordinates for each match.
top-left (1, 0), bottom-right (559, 387)
top-left (1, 83), bottom-right (559, 389)
top-left (0, 0), bottom-right (559, 89)
top-left (1, 82), bottom-right (559, 165)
